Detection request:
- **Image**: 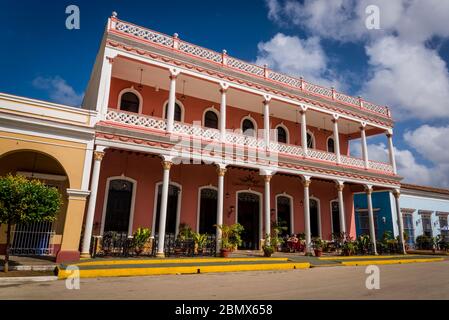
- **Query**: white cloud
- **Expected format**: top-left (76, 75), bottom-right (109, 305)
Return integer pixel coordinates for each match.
top-left (255, 33), bottom-right (338, 88)
top-left (361, 37), bottom-right (449, 120)
top-left (404, 125), bottom-right (449, 165)
top-left (32, 76), bottom-right (83, 106)
top-left (265, 0), bottom-right (449, 121)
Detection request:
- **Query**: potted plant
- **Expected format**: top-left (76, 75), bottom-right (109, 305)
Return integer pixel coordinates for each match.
top-left (312, 237), bottom-right (324, 257)
top-left (356, 234), bottom-right (370, 255)
top-left (132, 227), bottom-right (151, 256)
top-left (192, 232), bottom-right (209, 255)
top-left (262, 232), bottom-right (283, 257)
top-left (342, 240), bottom-right (356, 256)
top-left (215, 223), bottom-right (244, 257)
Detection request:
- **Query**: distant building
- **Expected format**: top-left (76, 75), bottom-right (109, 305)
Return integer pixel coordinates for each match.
top-left (354, 184), bottom-right (449, 247)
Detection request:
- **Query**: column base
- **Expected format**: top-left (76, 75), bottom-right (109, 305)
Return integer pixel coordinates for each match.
top-left (80, 252), bottom-right (92, 259)
top-left (56, 250), bottom-right (80, 263)
top-left (155, 252), bottom-right (165, 258)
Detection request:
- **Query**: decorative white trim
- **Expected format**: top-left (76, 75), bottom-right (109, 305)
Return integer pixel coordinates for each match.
top-left (16, 171), bottom-right (67, 182)
top-left (162, 99), bottom-right (185, 122)
top-left (202, 107), bottom-right (220, 129)
top-left (66, 188), bottom-right (90, 198)
top-left (240, 115), bottom-right (258, 137)
top-left (117, 86), bottom-right (143, 113)
top-left (196, 185), bottom-right (218, 232)
top-left (100, 176), bottom-right (137, 236)
top-left (275, 193), bottom-right (294, 234)
top-left (309, 196), bottom-right (322, 238)
top-left (235, 189), bottom-right (263, 247)
top-left (151, 180), bottom-right (182, 237)
top-left (275, 123), bottom-right (289, 144)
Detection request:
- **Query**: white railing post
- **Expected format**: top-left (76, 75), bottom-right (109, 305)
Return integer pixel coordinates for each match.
top-left (219, 82), bottom-right (229, 142)
top-left (166, 68), bottom-right (180, 133)
top-left (332, 116), bottom-right (341, 164)
top-left (300, 107), bottom-right (308, 156)
top-left (263, 95), bottom-right (271, 149)
top-left (386, 130), bottom-right (397, 175)
top-left (360, 123), bottom-right (369, 169)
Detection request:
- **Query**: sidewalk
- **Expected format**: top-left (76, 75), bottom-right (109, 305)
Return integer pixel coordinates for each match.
top-left (0, 255), bottom-right (57, 271)
top-left (56, 252), bottom-right (446, 279)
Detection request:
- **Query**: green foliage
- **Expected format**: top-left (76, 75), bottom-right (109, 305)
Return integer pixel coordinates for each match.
top-left (297, 232), bottom-right (306, 240)
top-left (356, 234), bottom-right (371, 253)
top-left (132, 227), bottom-right (151, 253)
top-left (0, 174), bottom-right (62, 272)
top-left (215, 223), bottom-right (244, 250)
top-left (0, 174), bottom-right (62, 225)
top-left (416, 235), bottom-right (433, 250)
top-left (191, 232), bottom-right (209, 249)
top-left (342, 241), bottom-right (357, 255)
top-left (177, 223), bottom-right (193, 240)
top-left (312, 237), bottom-right (324, 250)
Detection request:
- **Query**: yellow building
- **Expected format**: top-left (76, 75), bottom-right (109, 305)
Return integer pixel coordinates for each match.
top-left (0, 93), bottom-right (96, 262)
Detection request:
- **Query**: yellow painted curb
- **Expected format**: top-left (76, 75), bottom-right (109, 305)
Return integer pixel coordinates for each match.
top-left (319, 255), bottom-right (419, 261)
top-left (57, 262), bottom-right (310, 279)
top-left (73, 257), bottom-right (289, 266)
top-left (341, 258), bottom-right (444, 266)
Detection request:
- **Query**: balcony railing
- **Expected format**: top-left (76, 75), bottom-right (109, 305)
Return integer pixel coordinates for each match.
top-left (110, 18), bottom-right (391, 119)
top-left (104, 110), bottom-right (394, 175)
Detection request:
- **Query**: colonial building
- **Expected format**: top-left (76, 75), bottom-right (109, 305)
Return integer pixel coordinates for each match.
top-left (354, 184), bottom-right (449, 248)
top-left (78, 13), bottom-right (403, 258)
top-left (0, 93), bottom-right (96, 262)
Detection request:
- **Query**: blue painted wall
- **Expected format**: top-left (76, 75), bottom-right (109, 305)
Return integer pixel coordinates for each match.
top-left (353, 191), bottom-right (394, 240)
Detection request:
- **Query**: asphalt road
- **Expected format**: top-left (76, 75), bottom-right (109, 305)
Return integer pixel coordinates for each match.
top-left (1, 261), bottom-right (448, 300)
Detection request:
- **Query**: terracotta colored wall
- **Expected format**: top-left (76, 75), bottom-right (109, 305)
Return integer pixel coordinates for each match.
top-left (94, 151), bottom-right (356, 240)
top-left (108, 78), bottom-right (350, 155)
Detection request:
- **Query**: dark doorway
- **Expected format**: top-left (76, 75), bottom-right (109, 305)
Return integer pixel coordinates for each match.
top-left (310, 199), bottom-right (319, 237)
top-left (277, 196), bottom-right (292, 236)
top-left (237, 192), bottom-right (260, 250)
top-left (104, 179), bottom-right (133, 234)
top-left (155, 184), bottom-right (180, 234)
top-left (198, 188), bottom-right (218, 234)
top-left (331, 201), bottom-right (341, 235)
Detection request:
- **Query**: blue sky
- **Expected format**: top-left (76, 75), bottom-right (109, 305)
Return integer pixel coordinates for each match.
top-left (1, 0), bottom-right (449, 188)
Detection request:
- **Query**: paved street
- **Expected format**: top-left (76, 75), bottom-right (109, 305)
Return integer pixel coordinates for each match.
top-left (1, 261), bottom-right (448, 300)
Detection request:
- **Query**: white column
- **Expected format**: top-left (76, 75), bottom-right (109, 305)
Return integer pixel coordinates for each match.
top-left (360, 124), bottom-right (369, 169)
top-left (81, 147), bottom-right (105, 257)
top-left (219, 83), bottom-right (228, 142)
top-left (336, 182), bottom-right (346, 234)
top-left (300, 110), bottom-right (308, 156)
top-left (166, 69), bottom-right (180, 133)
top-left (332, 118), bottom-right (341, 164)
top-left (95, 49), bottom-right (115, 117)
top-left (263, 96), bottom-right (271, 148)
top-left (366, 185), bottom-right (378, 255)
top-left (216, 165), bottom-right (226, 250)
top-left (303, 176), bottom-right (312, 255)
top-left (262, 173), bottom-right (272, 243)
top-left (393, 189), bottom-right (406, 254)
top-left (387, 131), bottom-right (397, 175)
top-left (156, 160), bottom-right (173, 257)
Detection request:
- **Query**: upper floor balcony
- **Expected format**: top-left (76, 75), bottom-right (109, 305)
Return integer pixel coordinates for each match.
top-left (85, 15), bottom-right (399, 183)
top-left (104, 16), bottom-right (392, 126)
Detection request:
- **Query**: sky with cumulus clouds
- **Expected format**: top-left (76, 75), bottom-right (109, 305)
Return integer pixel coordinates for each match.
top-left (1, 0), bottom-right (449, 187)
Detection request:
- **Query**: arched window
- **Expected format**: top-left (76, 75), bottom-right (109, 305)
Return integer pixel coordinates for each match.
top-left (242, 118), bottom-right (256, 137)
top-left (120, 92), bottom-right (140, 113)
top-left (204, 110), bottom-right (219, 129)
top-left (164, 102), bottom-right (182, 122)
top-left (276, 126), bottom-right (288, 143)
top-left (198, 187), bottom-right (218, 234)
top-left (307, 132), bottom-right (315, 149)
top-left (327, 137), bottom-right (335, 153)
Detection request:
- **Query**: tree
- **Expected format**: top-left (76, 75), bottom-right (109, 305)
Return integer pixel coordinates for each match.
top-left (0, 174), bottom-right (62, 272)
